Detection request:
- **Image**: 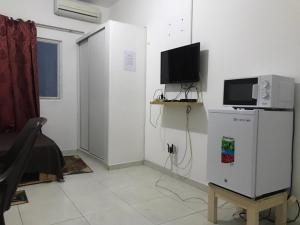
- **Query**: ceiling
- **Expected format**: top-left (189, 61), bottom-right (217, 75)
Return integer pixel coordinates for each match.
top-left (79, 0), bottom-right (119, 7)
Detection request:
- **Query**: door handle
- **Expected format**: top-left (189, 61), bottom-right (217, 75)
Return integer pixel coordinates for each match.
top-left (252, 84), bottom-right (258, 99)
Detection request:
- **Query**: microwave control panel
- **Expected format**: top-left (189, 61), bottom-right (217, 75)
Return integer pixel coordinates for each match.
top-left (258, 75), bottom-right (294, 109)
top-left (258, 76), bottom-right (272, 107)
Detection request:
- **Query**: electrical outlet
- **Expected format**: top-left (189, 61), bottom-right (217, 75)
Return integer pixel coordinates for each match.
top-left (167, 144), bottom-right (176, 154)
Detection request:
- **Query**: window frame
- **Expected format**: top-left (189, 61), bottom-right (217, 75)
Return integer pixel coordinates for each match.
top-left (37, 37), bottom-right (62, 100)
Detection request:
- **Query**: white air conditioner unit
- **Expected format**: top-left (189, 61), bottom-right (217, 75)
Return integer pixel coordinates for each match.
top-left (54, 0), bottom-right (101, 24)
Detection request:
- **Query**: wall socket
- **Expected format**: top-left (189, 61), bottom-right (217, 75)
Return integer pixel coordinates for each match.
top-left (167, 144), bottom-right (176, 154)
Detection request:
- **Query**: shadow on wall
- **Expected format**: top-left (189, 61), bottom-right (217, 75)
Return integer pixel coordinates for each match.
top-left (288, 83), bottom-right (300, 221)
top-left (292, 83), bottom-right (300, 201)
top-left (161, 105), bottom-right (208, 134)
top-left (200, 50), bottom-right (209, 92)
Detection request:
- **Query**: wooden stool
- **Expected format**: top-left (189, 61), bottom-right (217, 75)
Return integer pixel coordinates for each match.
top-left (208, 183), bottom-right (288, 225)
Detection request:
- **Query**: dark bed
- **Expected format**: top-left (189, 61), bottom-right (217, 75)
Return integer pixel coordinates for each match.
top-left (0, 132), bottom-right (65, 181)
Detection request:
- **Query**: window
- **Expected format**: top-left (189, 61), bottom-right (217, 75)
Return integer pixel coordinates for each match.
top-left (37, 38), bottom-right (61, 99)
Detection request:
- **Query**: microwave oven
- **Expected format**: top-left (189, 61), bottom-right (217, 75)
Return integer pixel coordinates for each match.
top-left (223, 75), bottom-right (294, 109)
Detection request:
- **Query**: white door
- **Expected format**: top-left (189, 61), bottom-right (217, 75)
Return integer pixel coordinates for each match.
top-left (88, 29), bottom-right (108, 160)
top-left (207, 110), bottom-right (258, 198)
top-left (79, 39), bottom-right (89, 151)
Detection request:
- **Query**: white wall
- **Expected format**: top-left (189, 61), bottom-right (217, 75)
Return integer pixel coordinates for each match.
top-left (110, 0), bottom-right (206, 184)
top-left (110, 0), bottom-right (300, 217)
top-left (192, 0), bottom-right (300, 217)
top-left (0, 0), bottom-right (110, 150)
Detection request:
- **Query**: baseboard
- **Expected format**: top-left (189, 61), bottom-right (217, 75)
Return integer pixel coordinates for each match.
top-left (75, 150), bottom-right (208, 192)
top-left (108, 161), bottom-right (144, 170)
top-left (78, 149), bottom-right (109, 168)
top-left (78, 149), bottom-right (143, 171)
top-left (144, 160), bottom-right (208, 193)
top-left (62, 149), bottom-right (79, 156)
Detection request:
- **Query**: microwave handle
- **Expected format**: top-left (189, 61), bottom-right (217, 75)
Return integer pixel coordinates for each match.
top-left (252, 84), bottom-right (258, 99)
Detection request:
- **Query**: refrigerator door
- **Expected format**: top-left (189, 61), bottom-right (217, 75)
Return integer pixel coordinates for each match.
top-left (207, 110), bottom-right (258, 198)
top-left (256, 110), bottom-right (293, 196)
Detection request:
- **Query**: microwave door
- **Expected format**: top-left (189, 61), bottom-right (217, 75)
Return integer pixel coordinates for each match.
top-left (223, 78), bottom-right (258, 107)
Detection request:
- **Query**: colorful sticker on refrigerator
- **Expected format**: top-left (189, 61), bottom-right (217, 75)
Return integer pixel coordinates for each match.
top-left (221, 136), bottom-right (235, 164)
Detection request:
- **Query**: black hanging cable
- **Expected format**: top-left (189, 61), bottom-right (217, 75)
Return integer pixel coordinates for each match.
top-left (289, 109), bottom-right (296, 197)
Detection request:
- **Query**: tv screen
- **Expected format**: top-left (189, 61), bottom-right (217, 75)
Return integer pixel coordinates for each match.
top-left (161, 43), bottom-right (200, 84)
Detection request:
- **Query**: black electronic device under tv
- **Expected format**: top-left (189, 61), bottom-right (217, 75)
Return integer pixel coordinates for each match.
top-left (160, 42), bottom-right (200, 84)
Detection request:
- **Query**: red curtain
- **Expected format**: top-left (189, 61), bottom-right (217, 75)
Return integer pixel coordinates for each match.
top-left (0, 15), bottom-right (40, 132)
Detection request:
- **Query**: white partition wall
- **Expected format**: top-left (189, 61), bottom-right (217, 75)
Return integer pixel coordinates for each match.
top-left (77, 21), bottom-right (146, 166)
top-left (79, 39), bottom-right (89, 151)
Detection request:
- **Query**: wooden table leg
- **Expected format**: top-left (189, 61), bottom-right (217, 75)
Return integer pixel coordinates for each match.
top-left (275, 202), bottom-right (287, 225)
top-left (247, 208), bottom-right (259, 225)
top-left (208, 186), bottom-right (217, 224)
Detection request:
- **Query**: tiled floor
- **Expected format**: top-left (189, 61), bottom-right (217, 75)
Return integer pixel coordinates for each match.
top-left (4, 152), bottom-right (298, 225)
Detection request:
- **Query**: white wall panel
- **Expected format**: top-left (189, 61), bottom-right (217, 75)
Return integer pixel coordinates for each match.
top-left (109, 1), bottom-right (300, 210)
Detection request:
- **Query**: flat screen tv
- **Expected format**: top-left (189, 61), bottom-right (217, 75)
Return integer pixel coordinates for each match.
top-left (161, 43), bottom-right (200, 84)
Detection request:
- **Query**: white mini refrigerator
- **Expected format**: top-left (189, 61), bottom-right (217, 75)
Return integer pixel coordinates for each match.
top-left (207, 109), bottom-right (293, 198)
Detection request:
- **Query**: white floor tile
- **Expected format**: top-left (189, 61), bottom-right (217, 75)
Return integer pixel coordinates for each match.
top-left (14, 153), bottom-right (252, 225)
top-left (19, 182), bottom-right (66, 204)
top-left (178, 198), bottom-right (208, 212)
top-left (153, 176), bottom-right (209, 212)
top-left (118, 166), bottom-right (162, 183)
top-left (98, 172), bottom-right (136, 190)
top-left (199, 208), bottom-right (251, 225)
top-left (4, 206), bottom-right (22, 225)
top-left (161, 212), bottom-right (214, 225)
top-left (71, 190), bottom-right (128, 215)
top-left (58, 175), bottom-right (109, 199)
top-left (85, 204), bottom-right (153, 225)
top-left (19, 196), bottom-right (81, 225)
top-left (53, 217), bottom-right (90, 225)
top-left (112, 184), bottom-right (165, 205)
top-left (133, 197), bottom-right (195, 224)
top-left (155, 175), bottom-right (208, 200)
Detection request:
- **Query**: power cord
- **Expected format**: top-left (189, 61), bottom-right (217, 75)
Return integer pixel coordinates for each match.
top-left (155, 163), bottom-right (230, 208)
top-left (155, 152), bottom-right (208, 205)
top-left (170, 87), bottom-right (184, 100)
top-left (153, 89), bottom-right (164, 100)
top-left (237, 209), bottom-right (272, 222)
top-left (150, 89), bottom-right (164, 128)
top-left (151, 86), bottom-right (212, 208)
top-left (184, 83), bottom-right (195, 99)
top-left (174, 106), bottom-right (193, 175)
top-left (181, 82), bottom-right (202, 102)
top-left (154, 105), bottom-right (215, 206)
top-left (149, 105), bottom-right (162, 128)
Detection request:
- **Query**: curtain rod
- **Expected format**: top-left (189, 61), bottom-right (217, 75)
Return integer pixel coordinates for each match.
top-left (36, 23), bottom-right (85, 35)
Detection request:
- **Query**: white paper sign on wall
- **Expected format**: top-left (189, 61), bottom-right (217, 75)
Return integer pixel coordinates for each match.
top-left (124, 50), bottom-right (136, 72)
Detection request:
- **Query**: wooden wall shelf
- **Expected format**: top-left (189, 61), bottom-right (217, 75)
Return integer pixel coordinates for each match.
top-left (150, 100), bottom-right (203, 106)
